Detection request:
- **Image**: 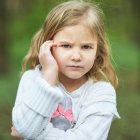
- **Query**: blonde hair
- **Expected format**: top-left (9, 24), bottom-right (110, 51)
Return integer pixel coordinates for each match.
top-left (22, 0), bottom-right (118, 88)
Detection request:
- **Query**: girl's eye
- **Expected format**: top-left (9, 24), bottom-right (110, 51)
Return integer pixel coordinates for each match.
top-left (60, 44), bottom-right (71, 48)
top-left (82, 45), bottom-right (93, 49)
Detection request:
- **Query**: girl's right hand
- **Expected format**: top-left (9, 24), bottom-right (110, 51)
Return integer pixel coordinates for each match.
top-left (39, 41), bottom-right (58, 85)
top-left (11, 126), bottom-right (23, 140)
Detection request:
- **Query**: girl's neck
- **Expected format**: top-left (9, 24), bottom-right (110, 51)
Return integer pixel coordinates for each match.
top-left (59, 75), bottom-right (88, 93)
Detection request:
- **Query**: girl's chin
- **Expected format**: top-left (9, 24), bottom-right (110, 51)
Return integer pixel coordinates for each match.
top-left (58, 70), bottom-right (87, 80)
top-left (60, 73), bottom-right (86, 80)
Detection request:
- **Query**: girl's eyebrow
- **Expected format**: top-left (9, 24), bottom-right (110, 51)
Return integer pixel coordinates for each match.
top-left (57, 41), bottom-right (94, 46)
top-left (57, 41), bottom-right (73, 45)
top-left (81, 43), bottom-right (95, 46)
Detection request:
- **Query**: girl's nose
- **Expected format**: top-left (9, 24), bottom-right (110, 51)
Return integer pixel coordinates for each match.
top-left (71, 50), bottom-right (82, 62)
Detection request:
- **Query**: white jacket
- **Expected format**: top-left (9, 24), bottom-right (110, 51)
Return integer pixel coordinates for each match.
top-left (12, 65), bottom-right (120, 140)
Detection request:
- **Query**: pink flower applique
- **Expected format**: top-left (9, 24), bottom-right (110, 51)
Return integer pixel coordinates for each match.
top-left (52, 105), bottom-right (74, 122)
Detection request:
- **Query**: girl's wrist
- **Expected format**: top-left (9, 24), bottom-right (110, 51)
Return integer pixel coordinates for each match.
top-left (43, 69), bottom-right (58, 86)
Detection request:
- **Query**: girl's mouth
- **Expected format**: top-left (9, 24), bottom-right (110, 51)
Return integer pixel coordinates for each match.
top-left (67, 65), bottom-right (83, 70)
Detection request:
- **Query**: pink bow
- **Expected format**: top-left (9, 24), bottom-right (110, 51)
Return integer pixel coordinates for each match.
top-left (52, 105), bottom-right (74, 122)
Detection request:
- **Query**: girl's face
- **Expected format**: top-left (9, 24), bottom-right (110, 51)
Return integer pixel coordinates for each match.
top-left (53, 24), bottom-right (97, 82)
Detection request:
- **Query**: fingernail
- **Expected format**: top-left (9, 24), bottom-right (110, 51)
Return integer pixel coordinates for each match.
top-left (53, 44), bottom-right (57, 47)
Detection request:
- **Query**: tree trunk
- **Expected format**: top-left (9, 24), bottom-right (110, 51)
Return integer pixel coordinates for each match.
top-left (0, 0), bottom-right (9, 74)
top-left (131, 0), bottom-right (140, 88)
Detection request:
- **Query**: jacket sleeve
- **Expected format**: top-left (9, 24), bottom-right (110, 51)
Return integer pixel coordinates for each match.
top-left (12, 70), bottom-right (63, 139)
top-left (35, 82), bottom-right (120, 140)
top-left (36, 105), bottom-right (115, 140)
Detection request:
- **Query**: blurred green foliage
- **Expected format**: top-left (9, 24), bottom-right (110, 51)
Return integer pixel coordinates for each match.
top-left (0, 0), bottom-right (140, 140)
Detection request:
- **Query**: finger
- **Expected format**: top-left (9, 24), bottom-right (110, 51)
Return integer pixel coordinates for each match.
top-left (42, 41), bottom-right (57, 55)
top-left (52, 43), bottom-right (57, 48)
top-left (40, 41), bottom-right (52, 53)
top-left (41, 41), bottom-right (54, 53)
top-left (43, 40), bottom-right (57, 49)
top-left (11, 126), bottom-right (19, 137)
top-left (51, 44), bottom-right (57, 54)
top-left (51, 43), bottom-right (57, 51)
top-left (39, 41), bottom-right (53, 58)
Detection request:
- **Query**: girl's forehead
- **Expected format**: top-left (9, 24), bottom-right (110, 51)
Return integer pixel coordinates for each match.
top-left (53, 24), bottom-right (97, 44)
top-left (54, 24), bottom-right (97, 38)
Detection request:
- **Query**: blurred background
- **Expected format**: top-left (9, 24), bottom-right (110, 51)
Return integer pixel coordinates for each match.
top-left (0, 0), bottom-right (140, 139)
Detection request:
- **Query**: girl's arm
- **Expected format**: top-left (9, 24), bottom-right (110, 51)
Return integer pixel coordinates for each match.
top-left (12, 41), bottom-right (60, 139)
top-left (36, 101), bottom-right (119, 140)
top-left (12, 70), bottom-right (63, 139)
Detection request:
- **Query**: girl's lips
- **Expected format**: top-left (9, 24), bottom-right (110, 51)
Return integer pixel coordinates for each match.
top-left (67, 65), bottom-right (84, 70)
top-left (67, 65), bottom-right (83, 68)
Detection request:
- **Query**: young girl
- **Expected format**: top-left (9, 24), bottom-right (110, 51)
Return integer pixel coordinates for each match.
top-left (11, 0), bottom-right (120, 140)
